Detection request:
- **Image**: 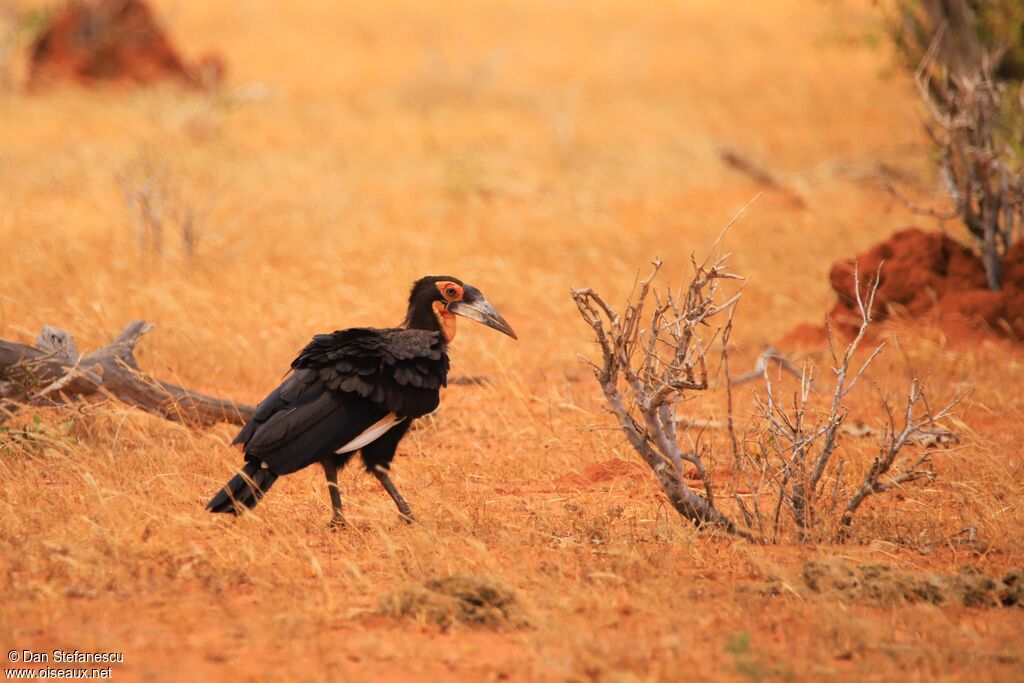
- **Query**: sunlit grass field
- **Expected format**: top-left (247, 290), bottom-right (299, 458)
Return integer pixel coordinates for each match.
top-left (1, 0), bottom-right (1022, 680)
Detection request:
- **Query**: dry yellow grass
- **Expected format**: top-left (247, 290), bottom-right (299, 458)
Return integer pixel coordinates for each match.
top-left (2, 0), bottom-right (1023, 681)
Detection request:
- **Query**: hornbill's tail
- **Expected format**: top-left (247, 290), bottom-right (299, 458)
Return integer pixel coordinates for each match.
top-left (206, 461), bottom-right (278, 514)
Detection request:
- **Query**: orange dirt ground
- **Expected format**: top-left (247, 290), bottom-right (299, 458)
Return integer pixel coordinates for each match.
top-left (1, 1), bottom-right (1022, 681)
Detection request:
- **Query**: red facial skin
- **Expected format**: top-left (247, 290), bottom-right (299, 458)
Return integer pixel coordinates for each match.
top-left (432, 281), bottom-right (464, 343)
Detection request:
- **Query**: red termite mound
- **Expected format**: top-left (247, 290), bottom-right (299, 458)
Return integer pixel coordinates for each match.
top-left (27, 0), bottom-right (222, 90)
top-left (826, 228), bottom-right (1024, 341)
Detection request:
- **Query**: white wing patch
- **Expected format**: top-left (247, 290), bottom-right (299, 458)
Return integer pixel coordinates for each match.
top-left (335, 412), bottom-right (405, 454)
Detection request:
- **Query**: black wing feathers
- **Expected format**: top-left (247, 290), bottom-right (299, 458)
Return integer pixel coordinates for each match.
top-left (228, 327), bottom-right (448, 478)
top-left (291, 328), bottom-right (448, 418)
top-left (233, 368), bottom-right (385, 476)
top-left (232, 369), bottom-right (321, 447)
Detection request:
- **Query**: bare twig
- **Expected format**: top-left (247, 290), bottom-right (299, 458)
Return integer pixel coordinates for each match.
top-left (880, 172), bottom-right (962, 220)
top-left (838, 381), bottom-right (964, 536)
top-left (718, 146), bottom-right (806, 209)
top-left (730, 346), bottom-right (812, 388)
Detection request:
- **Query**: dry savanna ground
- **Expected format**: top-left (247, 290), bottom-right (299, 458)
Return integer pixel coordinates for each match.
top-left (2, 0), bottom-right (1023, 681)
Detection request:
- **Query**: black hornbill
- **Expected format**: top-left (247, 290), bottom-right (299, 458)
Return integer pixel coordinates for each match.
top-left (206, 276), bottom-right (516, 526)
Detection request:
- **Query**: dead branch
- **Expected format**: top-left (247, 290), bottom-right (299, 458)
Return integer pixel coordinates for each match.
top-left (730, 346), bottom-right (812, 388)
top-left (880, 171), bottom-right (962, 220)
top-left (718, 146), bottom-right (806, 209)
top-left (573, 256), bottom-right (751, 540)
top-left (839, 381), bottom-right (962, 536)
top-left (743, 266), bottom-right (966, 542)
top-left (0, 321), bottom-right (254, 426)
top-left (719, 146), bottom-right (784, 189)
top-left (448, 375), bottom-right (494, 386)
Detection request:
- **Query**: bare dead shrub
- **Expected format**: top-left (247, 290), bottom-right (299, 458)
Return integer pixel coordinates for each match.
top-left (891, 0), bottom-right (1024, 83)
top-left (573, 241), bottom-right (965, 543)
top-left (572, 251), bottom-right (748, 538)
top-left (736, 268), bottom-right (965, 542)
top-left (117, 159), bottom-right (215, 262)
top-left (887, 0), bottom-right (1024, 289)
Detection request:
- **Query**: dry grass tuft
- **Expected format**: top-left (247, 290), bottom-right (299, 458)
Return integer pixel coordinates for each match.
top-left (379, 575), bottom-right (530, 629)
top-left (800, 558), bottom-right (1024, 607)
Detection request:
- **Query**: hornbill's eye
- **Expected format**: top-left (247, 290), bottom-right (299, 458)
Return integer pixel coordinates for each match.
top-left (435, 281), bottom-right (464, 302)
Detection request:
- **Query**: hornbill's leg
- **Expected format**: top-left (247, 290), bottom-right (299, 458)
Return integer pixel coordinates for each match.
top-left (322, 458), bottom-right (345, 528)
top-left (373, 466), bottom-right (414, 522)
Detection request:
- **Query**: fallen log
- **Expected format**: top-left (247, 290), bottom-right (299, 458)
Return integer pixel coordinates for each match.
top-left (0, 321), bottom-right (254, 426)
top-left (718, 145), bottom-right (807, 209)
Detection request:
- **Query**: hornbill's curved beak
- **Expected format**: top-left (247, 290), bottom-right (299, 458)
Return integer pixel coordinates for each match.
top-left (449, 295), bottom-right (517, 339)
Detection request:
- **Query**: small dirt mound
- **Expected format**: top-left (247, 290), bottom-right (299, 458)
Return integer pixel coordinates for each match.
top-left (826, 228), bottom-right (1024, 340)
top-left (379, 575), bottom-right (530, 628)
top-left (800, 558), bottom-right (1023, 607)
top-left (27, 0), bottom-right (220, 90)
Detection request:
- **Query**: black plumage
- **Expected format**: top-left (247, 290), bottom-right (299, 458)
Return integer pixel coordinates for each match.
top-left (293, 328), bottom-right (448, 417)
top-left (206, 275), bottom-right (515, 526)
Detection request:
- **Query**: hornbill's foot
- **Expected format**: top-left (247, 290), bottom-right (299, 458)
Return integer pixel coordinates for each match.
top-left (328, 513), bottom-right (347, 530)
top-left (372, 466), bottom-right (415, 523)
top-left (398, 509), bottom-right (416, 525)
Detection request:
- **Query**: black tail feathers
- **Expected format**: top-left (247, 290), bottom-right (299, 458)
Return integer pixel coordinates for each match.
top-left (206, 461), bottom-right (279, 515)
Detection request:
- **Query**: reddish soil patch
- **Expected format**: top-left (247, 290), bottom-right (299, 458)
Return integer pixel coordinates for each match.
top-left (801, 228), bottom-right (1024, 343)
top-left (553, 457), bottom-right (647, 490)
top-left (776, 322), bottom-right (830, 348)
top-left (27, 0), bottom-right (221, 90)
